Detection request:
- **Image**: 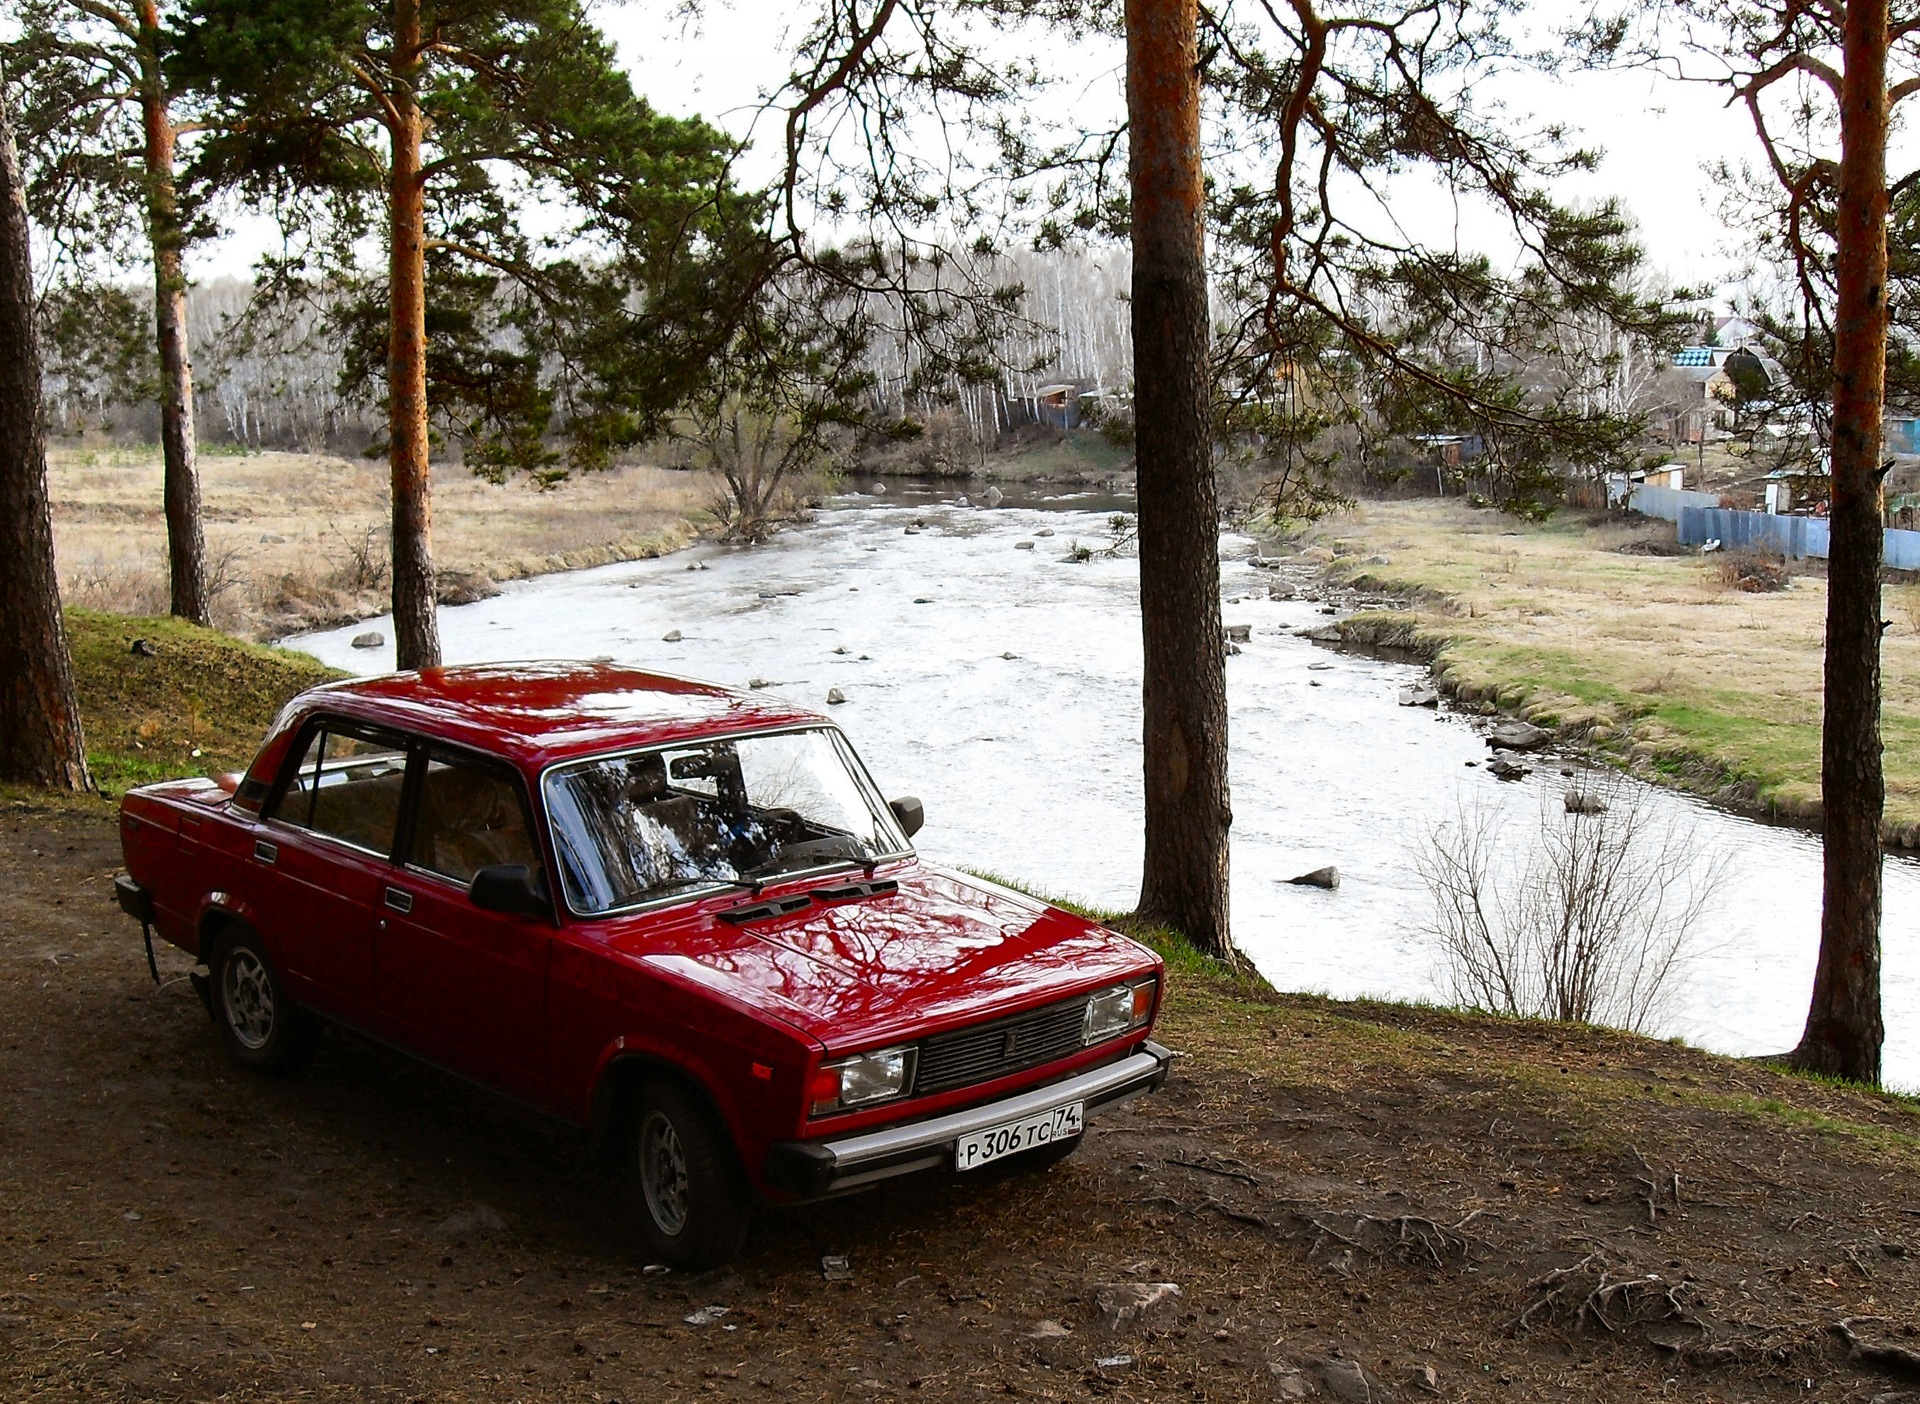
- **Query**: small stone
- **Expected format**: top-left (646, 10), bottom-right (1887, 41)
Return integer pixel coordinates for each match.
top-left (833, 646), bottom-right (850, 655)
top-left (826, 688), bottom-right (847, 705)
top-left (1267, 1363), bottom-right (1313, 1399)
top-left (1001, 652), bottom-right (1019, 660)
top-left (1015, 540), bottom-right (1036, 551)
top-left (867, 481), bottom-right (888, 495)
top-left (1564, 787), bottom-right (1607, 814)
top-left (1411, 1362), bottom-right (1441, 1394)
top-left (130, 638), bottom-right (157, 658)
top-left (683, 1306), bottom-right (729, 1326)
top-left (1288, 866), bottom-right (1339, 890)
top-left (954, 495), bottom-right (971, 507)
top-left (1224, 623), bottom-right (1252, 643)
top-left (429, 1204), bottom-right (507, 1240)
top-left (1307, 661), bottom-right (1333, 671)
top-left (1035, 527), bottom-right (1055, 537)
top-left (350, 631), bottom-right (385, 650)
top-left (904, 526), bottom-right (921, 535)
top-left (1488, 757), bottom-right (1530, 781)
top-left (983, 486), bottom-right (1004, 507)
top-left (662, 629), bottom-right (683, 643)
top-left (748, 677), bottom-right (772, 690)
top-left (1094, 1282), bottom-right (1180, 1330)
top-left (913, 597), bottom-right (933, 604)
top-left (820, 1255), bottom-right (852, 1281)
top-left (1026, 1319), bottom-right (1071, 1339)
top-left (1398, 686), bottom-right (1440, 707)
top-left (1226, 643), bottom-right (1242, 656)
top-left (1094, 1355), bottom-right (1133, 1370)
top-left (1315, 1357), bottom-right (1374, 1402)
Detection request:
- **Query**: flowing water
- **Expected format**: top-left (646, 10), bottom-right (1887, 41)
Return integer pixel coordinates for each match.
top-left (288, 492), bottom-right (1920, 1088)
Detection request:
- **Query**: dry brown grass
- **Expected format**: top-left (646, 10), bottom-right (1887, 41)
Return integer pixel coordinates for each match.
top-left (1297, 499), bottom-right (1920, 840)
top-left (48, 443), bottom-right (709, 639)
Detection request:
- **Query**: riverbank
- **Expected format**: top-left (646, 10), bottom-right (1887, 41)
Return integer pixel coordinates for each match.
top-left (4, 793), bottom-right (1919, 1401)
top-left (49, 444), bottom-right (710, 642)
top-left (1277, 498), bottom-right (1920, 846)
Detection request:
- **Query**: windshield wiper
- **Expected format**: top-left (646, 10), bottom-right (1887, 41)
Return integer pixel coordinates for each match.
top-left (805, 877), bottom-right (899, 903)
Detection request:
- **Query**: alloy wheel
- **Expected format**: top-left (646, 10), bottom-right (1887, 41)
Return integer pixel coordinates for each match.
top-left (638, 1110), bottom-right (691, 1236)
top-left (222, 948), bottom-right (276, 1050)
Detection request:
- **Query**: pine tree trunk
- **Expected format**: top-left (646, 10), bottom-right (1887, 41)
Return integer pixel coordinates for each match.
top-left (387, 0), bottom-right (440, 671)
top-left (0, 89), bottom-right (91, 792)
top-left (1126, 0), bottom-right (1233, 959)
top-left (1794, 0), bottom-right (1889, 1085)
top-left (138, 0), bottom-right (209, 627)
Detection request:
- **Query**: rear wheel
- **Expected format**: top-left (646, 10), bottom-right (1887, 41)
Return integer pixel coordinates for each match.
top-left (210, 928), bottom-right (317, 1075)
top-left (621, 1077), bottom-right (750, 1270)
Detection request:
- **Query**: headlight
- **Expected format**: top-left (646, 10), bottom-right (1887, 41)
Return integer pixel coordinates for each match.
top-left (1083, 977), bottom-right (1158, 1045)
top-left (809, 1045), bottom-right (917, 1117)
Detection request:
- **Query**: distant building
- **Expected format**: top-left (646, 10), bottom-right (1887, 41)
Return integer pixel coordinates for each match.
top-left (1410, 432), bottom-right (1485, 466)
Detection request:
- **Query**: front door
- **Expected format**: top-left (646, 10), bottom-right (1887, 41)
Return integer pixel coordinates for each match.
top-left (376, 747), bottom-right (554, 1104)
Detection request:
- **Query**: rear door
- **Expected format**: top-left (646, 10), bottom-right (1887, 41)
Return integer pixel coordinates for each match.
top-left (250, 720), bottom-right (409, 1026)
top-left (375, 746), bottom-right (555, 1103)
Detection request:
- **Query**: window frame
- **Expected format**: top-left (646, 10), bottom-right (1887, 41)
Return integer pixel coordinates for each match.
top-left (399, 743), bottom-right (548, 898)
top-left (261, 714), bottom-right (415, 862)
top-left (538, 722), bottom-right (914, 920)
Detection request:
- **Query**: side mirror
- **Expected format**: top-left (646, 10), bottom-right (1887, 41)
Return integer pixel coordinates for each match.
top-left (888, 796), bottom-right (924, 839)
top-left (469, 863), bottom-right (550, 918)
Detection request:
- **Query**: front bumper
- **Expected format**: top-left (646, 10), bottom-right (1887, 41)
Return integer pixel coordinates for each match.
top-left (763, 1039), bottom-right (1172, 1198)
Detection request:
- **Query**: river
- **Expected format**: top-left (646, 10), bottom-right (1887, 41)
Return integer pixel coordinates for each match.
top-left (287, 491), bottom-right (1920, 1089)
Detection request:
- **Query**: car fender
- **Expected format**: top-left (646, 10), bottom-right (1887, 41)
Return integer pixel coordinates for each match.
top-left (192, 890), bottom-right (270, 964)
top-left (585, 1033), bottom-right (747, 1161)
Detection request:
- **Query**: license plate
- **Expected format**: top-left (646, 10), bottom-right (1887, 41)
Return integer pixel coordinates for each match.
top-left (953, 1101), bottom-right (1084, 1172)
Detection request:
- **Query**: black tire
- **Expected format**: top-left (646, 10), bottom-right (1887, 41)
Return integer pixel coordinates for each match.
top-left (620, 1076), bottom-right (750, 1270)
top-left (209, 927), bottom-right (317, 1076)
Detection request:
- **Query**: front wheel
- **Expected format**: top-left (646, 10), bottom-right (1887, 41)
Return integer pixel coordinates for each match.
top-left (210, 928), bottom-right (316, 1076)
top-left (620, 1077), bottom-right (750, 1270)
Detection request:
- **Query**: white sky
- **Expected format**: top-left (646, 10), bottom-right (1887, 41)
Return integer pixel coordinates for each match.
top-left (178, 0), bottom-right (1812, 304)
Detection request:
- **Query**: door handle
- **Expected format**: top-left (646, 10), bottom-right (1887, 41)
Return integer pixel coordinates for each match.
top-left (384, 887), bottom-right (414, 915)
top-left (254, 839), bottom-right (278, 864)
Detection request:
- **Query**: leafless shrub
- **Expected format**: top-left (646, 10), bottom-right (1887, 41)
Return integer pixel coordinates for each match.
top-left (1412, 776), bottom-right (1725, 1033)
top-left (1901, 585), bottom-right (1920, 636)
top-left (59, 547), bottom-right (170, 615)
top-left (326, 524), bottom-right (389, 591)
top-left (1713, 550), bottom-right (1791, 593)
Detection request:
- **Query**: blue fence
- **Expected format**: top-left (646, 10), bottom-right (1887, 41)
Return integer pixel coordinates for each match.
top-left (1675, 505), bottom-right (1920, 569)
top-left (1625, 484), bottom-right (1723, 521)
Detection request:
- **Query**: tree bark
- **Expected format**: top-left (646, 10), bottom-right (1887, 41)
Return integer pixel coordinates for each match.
top-left (137, 0), bottom-right (209, 627)
top-left (1794, 0), bottom-right (1889, 1085)
top-left (1127, 0), bottom-right (1233, 959)
top-left (0, 86), bottom-right (92, 792)
top-left (387, 0), bottom-right (440, 671)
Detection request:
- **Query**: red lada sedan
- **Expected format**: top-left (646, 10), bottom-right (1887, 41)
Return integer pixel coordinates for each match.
top-left (114, 663), bottom-right (1171, 1267)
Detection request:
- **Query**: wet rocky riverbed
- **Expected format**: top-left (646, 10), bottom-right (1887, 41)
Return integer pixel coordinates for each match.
top-left (290, 493), bottom-right (1920, 1088)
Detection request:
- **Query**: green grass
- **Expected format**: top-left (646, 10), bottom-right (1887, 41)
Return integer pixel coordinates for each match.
top-left (65, 610), bottom-right (345, 795)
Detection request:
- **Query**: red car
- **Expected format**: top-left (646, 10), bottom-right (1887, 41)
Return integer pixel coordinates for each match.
top-left (114, 663), bottom-right (1170, 1267)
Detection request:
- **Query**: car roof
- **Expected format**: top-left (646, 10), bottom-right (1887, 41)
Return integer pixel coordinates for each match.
top-left (297, 661), bottom-right (827, 770)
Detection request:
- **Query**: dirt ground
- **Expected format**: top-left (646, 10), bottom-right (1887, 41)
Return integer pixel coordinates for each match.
top-left (5, 803), bottom-right (1920, 1403)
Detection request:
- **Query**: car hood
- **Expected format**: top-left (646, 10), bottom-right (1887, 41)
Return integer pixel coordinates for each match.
top-left (598, 865), bottom-right (1159, 1051)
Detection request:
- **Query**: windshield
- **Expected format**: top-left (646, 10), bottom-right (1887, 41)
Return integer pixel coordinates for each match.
top-left (543, 727), bottom-right (910, 915)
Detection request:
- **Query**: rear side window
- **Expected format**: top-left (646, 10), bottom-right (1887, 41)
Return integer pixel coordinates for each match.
top-left (271, 723), bottom-right (409, 855)
top-left (409, 751), bottom-right (544, 889)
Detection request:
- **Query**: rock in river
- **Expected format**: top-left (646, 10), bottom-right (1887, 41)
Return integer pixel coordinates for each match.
top-left (1288, 866), bottom-right (1339, 890)
top-left (1224, 623), bottom-right (1253, 643)
top-left (1398, 686), bottom-right (1439, 707)
top-left (1487, 720), bottom-right (1551, 751)
top-left (1488, 757), bottom-right (1530, 781)
top-left (351, 631), bottom-right (385, 650)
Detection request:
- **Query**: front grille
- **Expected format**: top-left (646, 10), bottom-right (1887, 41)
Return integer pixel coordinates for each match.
top-left (914, 995), bottom-right (1089, 1096)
